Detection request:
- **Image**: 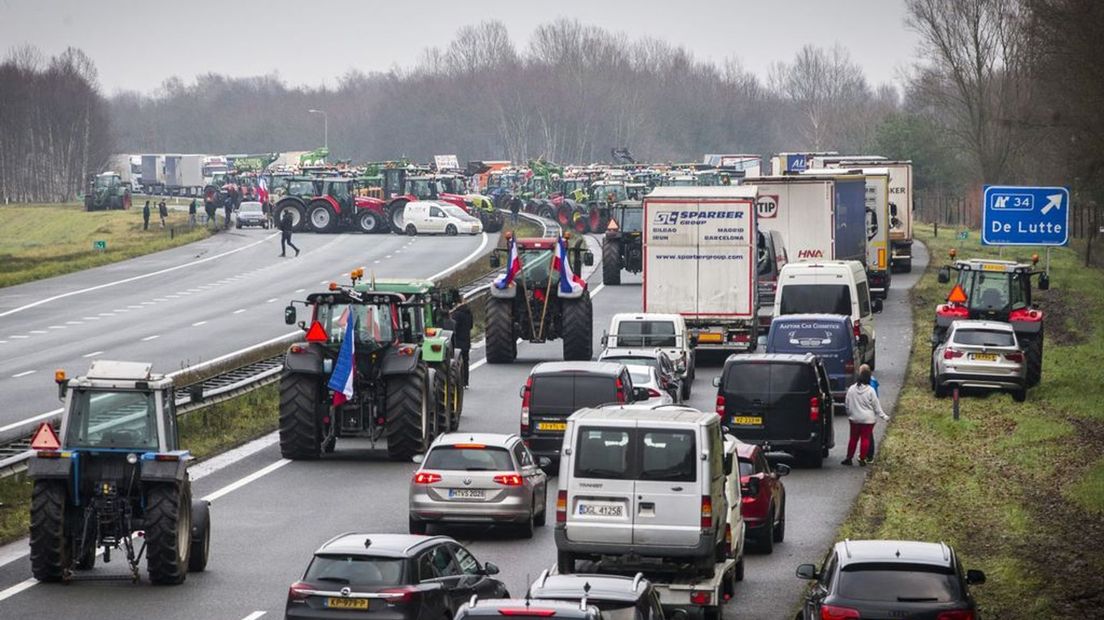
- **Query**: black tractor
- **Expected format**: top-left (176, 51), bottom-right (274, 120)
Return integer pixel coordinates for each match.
top-left (28, 361), bottom-right (211, 584)
top-left (485, 235), bottom-right (595, 363)
top-left (601, 201), bottom-right (644, 285)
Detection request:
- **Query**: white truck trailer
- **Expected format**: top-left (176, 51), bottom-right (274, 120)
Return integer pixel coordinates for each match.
top-left (140, 154), bottom-right (166, 193)
top-left (643, 186), bottom-right (759, 352)
top-left (164, 154), bottom-right (205, 196)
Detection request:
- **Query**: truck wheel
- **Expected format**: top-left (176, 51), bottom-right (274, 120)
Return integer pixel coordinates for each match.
top-left (30, 480), bottom-right (71, 582)
top-left (518, 508), bottom-right (535, 539)
top-left (557, 551), bottom-right (576, 574)
top-left (602, 241), bottom-right (622, 285)
top-left (735, 556), bottom-right (745, 581)
top-left (358, 210), bottom-right (383, 234)
top-left (188, 499), bottom-right (210, 572)
top-left (1023, 331), bottom-right (1043, 387)
top-left (561, 295), bottom-right (593, 361)
top-left (146, 483), bottom-right (192, 585)
top-left (681, 377), bottom-right (692, 400)
top-left (486, 298), bottom-right (517, 364)
top-left (308, 201), bottom-right (338, 233)
top-left (385, 365), bottom-right (430, 461)
top-left (899, 258), bottom-right (912, 273)
top-left (75, 537), bottom-right (96, 570)
top-left (409, 516), bottom-right (427, 535)
top-left (448, 360), bottom-right (463, 430)
top-left (278, 371), bottom-right (322, 460)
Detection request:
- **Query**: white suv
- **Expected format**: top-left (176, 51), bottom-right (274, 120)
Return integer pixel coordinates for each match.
top-left (603, 313), bottom-right (694, 398)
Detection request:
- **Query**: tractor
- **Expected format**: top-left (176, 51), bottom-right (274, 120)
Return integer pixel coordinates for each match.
top-left (378, 168), bottom-right (466, 233)
top-left (437, 173), bottom-right (504, 233)
top-left (600, 200), bottom-right (644, 285)
top-left (934, 251), bottom-right (1050, 386)
top-left (485, 235), bottom-right (595, 363)
top-left (28, 361), bottom-right (211, 584)
top-left (83, 172), bottom-right (132, 211)
top-left (274, 178), bottom-right (388, 234)
top-left (279, 272), bottom-right (464, 461)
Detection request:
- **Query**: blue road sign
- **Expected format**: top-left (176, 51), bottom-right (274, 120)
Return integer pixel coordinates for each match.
top-left (786, 154), bottom-right (808, 172)
top-left (982, 185), bottom-right (1069, 246)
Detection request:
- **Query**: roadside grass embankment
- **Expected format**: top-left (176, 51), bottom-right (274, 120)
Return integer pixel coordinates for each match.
top-left (838, 223), bottom-right (1104, 618)
top-left (0, 202), bottom-right (211, 288)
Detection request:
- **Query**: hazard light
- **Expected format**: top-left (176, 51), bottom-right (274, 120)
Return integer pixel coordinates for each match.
top-left (54, 369), bottom-right (66, 383)
top-left (949, 248), bottom-right (957, 259)
top-left (328, 282), bottom-right (339, 291)
top-left (305, 321), bottom-right (329, 342)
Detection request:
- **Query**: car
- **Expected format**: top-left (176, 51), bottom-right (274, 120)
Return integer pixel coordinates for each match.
top-left (795, 539), bottom-right (986, 620)
top-left (713, 352), bottom-right (835, 468)
top-left (409, 433), bottom-right (550, 538)
top-left (456, 598), bottom-right (602, 620)
top-left (604, 313), bottom-right (694, 399)
top-left (527, 571), bottom-right (666, 620)
top-left (765, 314), bottom-right (859, 409)
top-left (236, 200), bottom-right (268, 228)
top-left (285, 533), bottom-right (509, 620)
top-left (625, 365), bottom-right (673, 406)
top-left (403, 200), bottom-right (483, 235)
top-left (932, 320), bottom-right (1027, 402)
top-left (597, 347), bottom-right (682, 403)
top-left (736, 441), bottom-right (789, 554)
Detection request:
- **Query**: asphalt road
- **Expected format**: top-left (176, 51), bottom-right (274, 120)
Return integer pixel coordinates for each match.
top-left (0, 227), bottom-right (490, 438)
top-left (0, 238), bottom-right (928, 620)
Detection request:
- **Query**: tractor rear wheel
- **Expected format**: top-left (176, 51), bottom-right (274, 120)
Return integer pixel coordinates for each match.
top-left (357, 210), bottom-right (383, 234)
top-left (602, 241), bottom-right (622, 285)
top-left (562, 295), bottom-right (594, 361)
top-left (308, 200), bottom-right (338, 233)
top-left (30, 480), bottom-right (70, 582)
top-left (146, 482), bottom-right (192, 585)
top-left (486, 298), bottom-right (517, 364)
top-left (278, 371), bottom-right (322, 460)
top-left (1023, 331), bottom-right (1043, 387)
top-left (385, 365), bottom-right (430, 461)
top-left (431, 368), bottom-right (450, 436)
top-left (188, 499), bottom-right (210, 572)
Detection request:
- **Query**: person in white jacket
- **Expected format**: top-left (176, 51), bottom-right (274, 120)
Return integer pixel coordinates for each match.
top-left (842, 364), bottom-right (889, 466)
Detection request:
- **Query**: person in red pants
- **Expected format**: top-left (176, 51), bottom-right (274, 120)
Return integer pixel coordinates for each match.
top-left (842, 364), bottom-right (889, 466)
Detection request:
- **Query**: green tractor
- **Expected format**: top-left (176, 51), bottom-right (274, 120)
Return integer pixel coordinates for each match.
top-left (83, 172), bottom-right (132, 211)
top-left (601, 200), bottom-right (644, 285)
top-left (280, 273), bottom-right (465, 461)
top-left (28, 361), bottom-right (211, 584)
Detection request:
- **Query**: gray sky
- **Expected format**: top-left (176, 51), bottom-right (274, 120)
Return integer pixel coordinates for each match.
top-left (0, 0), bottom-right (918, 95)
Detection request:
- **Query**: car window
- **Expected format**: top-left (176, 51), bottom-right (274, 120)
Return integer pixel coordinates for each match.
top-left (423, 446), bottom-right (514, 471)
top-left (575, 376), bottom-right (619, 406)
top-left (425, 545), bottom-right (460, 578)
top-left (723, 363), bottom-right (813, 396)
top-left (738, 457), bottom-right (754, 477)
top-left (779, 284), bottom-right (851, 316)
top-left (640, 430), bottom-right (696, 482)
top-left (819, 552), bottom-right (838, 589)
top-left (306, 554), bottom-right (404, 586)
top-left (628, 366), bottom-right (655, 386)
top-left (837, 564), bottom-right (961, 602)
top-left (450, 544), bottom-right (481, 576)
top-left (575, 428), bottom-right (632, 479)
top-left (708, 426), bottom-right (724, 481)
top-left (952, 328), bottom-right (1016, 347)
top-left (430, 206), bottom-right (445, 217)
top-left (530, 376), bottom-right (575, 410)
top-left (856, 281), bottom-right (871, 316)
top-left (615, 320), bottom-right (677, 348)
top-left (769, 321), bottom-right (848, 352)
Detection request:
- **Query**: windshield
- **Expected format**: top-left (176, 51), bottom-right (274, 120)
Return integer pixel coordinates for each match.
top-left (65, 390), bottom-right (159, 450)
top-left (287, 180), bottom-right (317, 197)
top-left (837, 564), bottom-right (961, 603)
top-left (518, 249), bottom-right (557, 285)
top-left (953, 328), bottom-right (1016, 347)
top-left (444, 206), bottom-right (477, 221)
top-left (574, 428), bottom-right (696, 481)
top-left (94, 176), bottom-right (116, 189)
top-left (613, 320), bottom-right (676, 347)
top-left (305, 555), bottom-right (404, 587)
top-left (780, 284), bottom-right (852, 316)
top-left (315, 303), bottom-right (395, 345)
top-left (594, 184), bottom-right (628, 202)
top-left (961, 270), bottom-right (1026, 312)
top-left (613, 207), bottom-right (644, 232)
top-left (240, 203), bottom-right (262, 213)
top-left (409, 179), bottom-right (443, 199)
top-left (628, 366), bottom-right (656, 386)
top-left (423, 446), bottom-right (514, 471)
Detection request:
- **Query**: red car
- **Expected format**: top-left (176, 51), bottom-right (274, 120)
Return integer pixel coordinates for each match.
top-left (737, 441), bottom-right (789, 554)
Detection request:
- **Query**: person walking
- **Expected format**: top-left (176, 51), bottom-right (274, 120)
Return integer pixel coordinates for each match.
top-left (841, 364), bottom-right (889, 467)
top-left (158, 199), bottom-right (167, 228)
top-left (142, 200), bottom-right (151, 230)
top-left (205, 198), bottom-right (217, 229)
top-left (188, 198), bottom-right (197, 226)
top-left (279, 210), bottom-right (300, 257)
top-left (223, 194), bottom-right (233, 230)
top-left (449, 302), bottom-right (473, 387)
top-left (509, 195), bottom-right (521, 225)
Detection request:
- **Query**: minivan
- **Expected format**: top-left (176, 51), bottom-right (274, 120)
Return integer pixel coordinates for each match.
top-left (766, 314), bottom-right (858, 407)
top-left (555, 406), bottom-right (736, 576)
top-left (713, 353), bottom-right (834, 468)
top-left (773, 260), bottom-right (881, 369)
top-left (604, 313), bottom-right (694, 398)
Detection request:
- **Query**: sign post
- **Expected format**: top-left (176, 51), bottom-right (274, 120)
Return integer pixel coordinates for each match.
top-left (982, 185), bottom-right (1070, 248)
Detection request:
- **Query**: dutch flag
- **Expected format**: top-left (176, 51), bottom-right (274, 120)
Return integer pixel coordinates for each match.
top-left (327, 312), bottom-right (356, 406)
top-left (555, 237), bottom-right (587, 295)
top-left (494, 236), bottom-right (522, 289)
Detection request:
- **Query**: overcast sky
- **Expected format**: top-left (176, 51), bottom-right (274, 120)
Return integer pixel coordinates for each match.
top-left (0, 0), bottom-right (919, 95)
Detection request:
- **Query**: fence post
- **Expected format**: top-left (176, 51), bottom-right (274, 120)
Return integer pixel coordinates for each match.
top-left (952, 387), bottom-right (960, 420)
top-left (170, 226), bottom-right (174, 240)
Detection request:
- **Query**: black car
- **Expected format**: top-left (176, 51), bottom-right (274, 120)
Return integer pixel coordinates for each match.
top-left (456, 598), bottom-right (602, 620)
top-left (713, 353), bottom-right (834, 468)
top-left (795, 539), bottom-right (986, 620)
top-left (285, 533), bottom-right (508, 619)
top-left (527, 571), bottom-right (665, 620)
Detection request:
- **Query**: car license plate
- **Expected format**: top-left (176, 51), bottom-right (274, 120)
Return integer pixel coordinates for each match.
top-left (577, 503), bottom-right (624, 517)
top-left (732, 415), bottom-right (763, 426)
top-left (971, 353), bottom-right (998, 361)
top-left (327, 597), bottom-right (369, 610)
top-left (448, 488), bottom-right (486, 499)
top-left (537, 421), bottom-right (567, 431)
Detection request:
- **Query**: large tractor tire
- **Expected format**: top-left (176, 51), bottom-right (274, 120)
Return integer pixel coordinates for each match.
top-left (431, 367), bottom-right (450, 436)
top-left (385, 365), bottom-right (430, 461)
top-left (481, 210), bottom-right (504, 233)
top-left (556, 203), bottom-right (574, 229)
top-left (357, 209), bottom-right (384, 234)
top-left (30, 480), bottom-right (71, 582)
top-left (146, 482), bottom-right (192, 585)
top-left (84, 195), bottom-right (94, 212)
top-left (188, 499), bottom-right (210, 572)
top-left (276, 198), bottom-right (306, 232)
top-left (387, 199), bottom-right (409, 234)
top-left (486, 298), bottom-right (517, 364)
top-left (586, 206), bottom-right (602, 233)
top-left (538, 201), bottom-right (557, 221)
top-left (448, 359), bottom-right (464, 431)
top-left (602, 241), bottom-right (622, 285)
top-left (278, 371), bottom-right (322, 460)
top-left (307, 199), bottom-right (338, 233)
top-left (562, 295), bottom-right (594, 361)
top-left (1023, 330), bottom-right (1043, 387)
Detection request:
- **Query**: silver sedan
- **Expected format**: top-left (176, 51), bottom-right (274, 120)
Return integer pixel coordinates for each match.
top-left (409, 432), bottom-right (549, 538)
top-left (931, 320), bottom-right (1027, 401)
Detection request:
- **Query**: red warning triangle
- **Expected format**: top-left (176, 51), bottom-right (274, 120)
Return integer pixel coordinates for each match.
top-left (305, 320), bottom-right (329, 343)
top-left (30, 422), bottom-right (60, 450)
top-left (947, 284), bottom-right (968, 304)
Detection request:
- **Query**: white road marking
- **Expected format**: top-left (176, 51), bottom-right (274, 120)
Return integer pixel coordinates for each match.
top-left (65, 321), bottom-right (82, 325)
top-left (267, 298), bottom-right (277, 303)
top-left (12, 370), bottom-right (35, 378)
top-left (430, 233), bottom-right (489, 281)
top-left (47, 325), bottom-right (66, 330)
top-left (0, 407), bottom-right (61, 434)
top-left (319, 280), bottom-right (329, 285)
top-left (82, 351), bottom-right (104, 358)
top-left (141, 301), bottom-right (155, 305)
top-left (203, 458), bottom-right (291, 503)
top-left (295, 288), bottom-right (305, 293)
top-left (0, 341), bottom-right (6, 345)
top-left (141, 335), bottom-right (160, 341)
top-left (154, 297), bottom-right (168, 302)
top-left (0, 578), bottom-right (36, 603)
top-left (193, 321), bottom-right (207, 327)
top-left (166, 295), bottom-right (180, 299)
top-left (233, 309), bottom-right (246, 314)
top-left (385, 255), bottom-right (393, 259)
top-left (99, 312), bottom-right (115, 316)
top-left (29, 330), bottom-right (46, 334)
top-left (82, 316), bottom-right (99, 320)
top-left (10, 335), bottom-right (28, 340)
top-left (127, 305), bottom-right (144, 309)
top-left (374, 260), bottom-right (380, 264)
top-left (240, 612), bottom-right (267, 620)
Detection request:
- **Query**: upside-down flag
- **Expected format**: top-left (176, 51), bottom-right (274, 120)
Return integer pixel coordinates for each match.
top-left (327, 313), bottom-right (356, 406)
top-left (493, 236), bottom-right (522, 289)
top-left (555, 237), bottom-right (586, 295)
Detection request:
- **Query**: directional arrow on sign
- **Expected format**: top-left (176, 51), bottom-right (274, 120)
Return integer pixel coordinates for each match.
top-left (1042, 193), bottom-right (1063, 215)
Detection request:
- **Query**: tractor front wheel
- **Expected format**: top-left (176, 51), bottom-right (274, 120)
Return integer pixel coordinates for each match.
top-left (146, 482), bottom-right (192, 585)
top-left (562, 295), bottom-right (594, 361)
top-left (188, 499), bottom-right (210, 572)
top-left (278, 371), bottom-right (322, 460)
top-left (30, 480), bottom-right (70, 582)
top-left (1023, 331), bottom-right (1043, 387)
top-left (385, 365), bottom-right (430, 461)
top-left (602, 241), bottom-right (622, 285)
top-left (486, 298), bottom-right (517, 364)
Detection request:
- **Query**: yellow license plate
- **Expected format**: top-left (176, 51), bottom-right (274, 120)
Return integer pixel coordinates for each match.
top-left (971, 353), bottom-right (998, 361)
top-left (327, 598), bottom-right (369, 610)
top-left (732, 416), bottom-right (763, 426)
top-left (697, 333), bottom-right (723, 343)
top-left (538, 421), bottom-right (567, 431)
top-left (981, 263), bottom-right (1008, 272)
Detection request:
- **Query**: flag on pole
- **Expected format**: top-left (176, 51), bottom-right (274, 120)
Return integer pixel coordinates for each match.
top-left (556, 237), bottom-right (586, 295)
top-left (493, 236), bottom-right (522, 289)
top-left (327, 313), bottom-right (356, 406)
top-left (257, 177), bottom-right (269, 204)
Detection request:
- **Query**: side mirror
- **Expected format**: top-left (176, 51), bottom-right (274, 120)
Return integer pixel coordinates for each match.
top-left (1038, 272), bottom-right (1050, 291)
top-left (872, 298), bottom-right (884, 314)
top-left (965, 569), bottom-right (986, 585)
top-left (712, 376), bottom-right (721, 388)
top-left (538, 457), bottom-right (552, 469)
top-left (284, 305), bottom-right (297, 325)
top-left (937, 267), bottom-right (950, 284)
top-left (412, 454), bottom-right (424, 464)
top-left (775, 463), bottom-right (791, 476)
top-left (744, 477), bottom-right (760, 497)
top-left (583, 251), bottom-right (594, 266)
top-left (489, 253), bottom-right (502, 269)
top-left (795, 564), bottom-right (818, 580)
top-left (483, 562), bottom-right (500, 576)
top-left (519, 386), bottom-right (526, 398)
top-left (930, 331), bottom-right (942, 347)
top-left (56, 378), bottom-right (69, 402)
top-left (600, 332), bottom-right (608, 346)
top-left (723, 453), bottom-right (733, 476)
top-left (632, 387), bottom-right (650, 402)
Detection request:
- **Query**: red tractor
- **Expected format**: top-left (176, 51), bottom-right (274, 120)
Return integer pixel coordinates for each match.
top-left (934, 251), bottom-right (1050, 386)
top-left (380, 168), bottom-right (469, 233)
top-left (276, 177), bottom-right (388, 234)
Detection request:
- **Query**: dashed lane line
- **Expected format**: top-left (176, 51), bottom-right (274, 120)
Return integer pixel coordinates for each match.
top-left (233, 309), bottom-right (246, 314)
top-left (82, 351), bottom-right (104, 358)
top-left (193, 321), bottom-right (208, 327)
top-left (141, 335), bottom-right (160, 341)
top-left (12, 370), bottom-right (35, 378)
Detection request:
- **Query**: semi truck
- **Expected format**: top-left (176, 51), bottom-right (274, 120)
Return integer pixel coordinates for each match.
top-left (746, 175), bottom-right (867, 267)
top-left (140, 154), bottom-right (166, 193)
top-left (643, 186), bottom-right (760, 352)
top-left (164, 154), bottom-right (205, 196)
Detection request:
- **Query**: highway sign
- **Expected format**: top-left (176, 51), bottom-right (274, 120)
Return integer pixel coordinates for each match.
top-left (93, 240), bottom-right (107, 251)
top-left (982, 185), bottom-right (1069, 246)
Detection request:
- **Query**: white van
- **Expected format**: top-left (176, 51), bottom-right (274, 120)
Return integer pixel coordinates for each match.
top-left (603, 313), bottom-right (694, 398)
top-left (402, 200), bottom-right (482, 235)
top-left (773, 260), bottom-right (881, 369)
top-left (555, 406), bottom-right (738, 576)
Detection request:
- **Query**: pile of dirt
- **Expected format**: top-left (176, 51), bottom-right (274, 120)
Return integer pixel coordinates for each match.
top-left (1036, 287), bottom-right (1093, 345)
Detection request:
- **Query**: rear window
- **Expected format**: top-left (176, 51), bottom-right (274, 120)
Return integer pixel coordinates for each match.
top-left (615, 321), bottom-right (677, 348)
top-left (779, 284), bottom-right (851, 316)
top-left (628, 366), bottom-right (653, 385)
top-left (531, 375), bottom-right (617, 410)
top-left (953, 329), bottom-right (1016, 347)
top-left (769, 321), bottom-right (847, 351)
top-left (640, 430), bottom-right (696, 482)
top-left (305, 554), bottom-right (404, 586)
top-left (738, 458), bottom-right (754, 477)
top-left (723, 362), bottom-right (814, 396)
top-left (575, 376), bottom-right (618, 406)
top-left (574, 428), bottom-right (697, 482)
top-left (575, 428), bottom-right (632, 479)
top-left (423, 446), bottom-right (514, 471)
top-left (837, 564), bottom-right (961, 603)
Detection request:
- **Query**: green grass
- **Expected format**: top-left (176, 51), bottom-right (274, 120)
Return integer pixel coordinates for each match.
top-left (838, 222), bottom-right (1104, 618)
top-left (0, 202), bottom-right (212, 288)
top-left (178, 384), bottom-right (278, 460)
top-left (0, 474), bottom-right (33, 546)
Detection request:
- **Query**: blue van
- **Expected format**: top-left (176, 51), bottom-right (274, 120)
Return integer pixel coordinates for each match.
top-left (765, 314), bottom-right (858, 406)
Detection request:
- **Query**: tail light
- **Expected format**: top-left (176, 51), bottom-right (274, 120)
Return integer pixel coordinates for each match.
top-left (715, 394), bottom-right (726, 417)
top-left (413, 472), bottom-right (441, 484)
top-left (556, 490), bottom-right (567, 523)
top-left (820, 605), bottom-right (861, 620)
top-left (809, 396), bottom-right (820, 422)
top-left (647, 388), bottom-right (662, 398)
top-left (943, 349), bottom-right (964, 359)
top-left (853, 320), bottom-right (861, 341)
top-left (493, 474), bottom-right (523, 486)
top-left (1004, 352), bottom-right (1024, 362)
top-left (724, 523), bottom-right (732, 555)
top-left (380, 585), bottom-right (418, 605)
top-left (937, 611), bottom-right (976, 620)
top-left (615, 377), bottom-right (626, 403)
top-left (690, 591), bottom-right (712, 606)
top-left (844, 359), bottom-right (855, 376)
top-left (700, 495), bottom-right (713, 529)
top-left (520, 376), bottom-right (533, 433)
top-left (500, 610), bottom-right (557, 617)
top-left (287, 581), bottom-right (313, 603)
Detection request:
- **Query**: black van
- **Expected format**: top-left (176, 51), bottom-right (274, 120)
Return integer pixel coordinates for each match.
top-left (712, 353), bottom-right (834, 468)
top-left (520, 361), bottom-right (641, 464)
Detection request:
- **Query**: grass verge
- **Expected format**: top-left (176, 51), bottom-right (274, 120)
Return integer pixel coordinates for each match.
top-left (0, 202), bottom-right (212, 288)
top-left (838, 222), bottom-right (1104, 618)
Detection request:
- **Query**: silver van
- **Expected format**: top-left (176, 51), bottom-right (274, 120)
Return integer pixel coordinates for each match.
top-left (554, 406), bottom-right (732, 576)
